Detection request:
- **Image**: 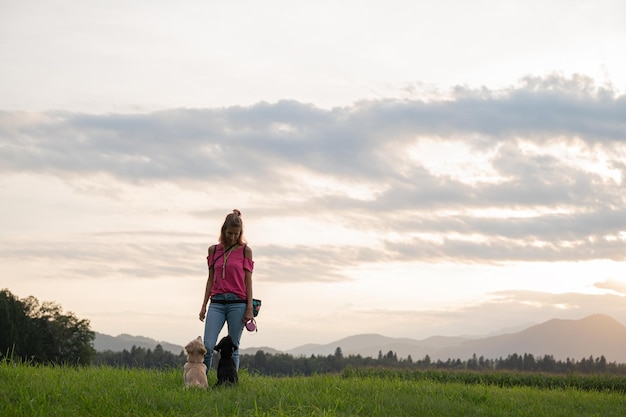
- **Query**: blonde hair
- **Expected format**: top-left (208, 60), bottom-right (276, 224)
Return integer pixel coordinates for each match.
top-left (219, 209), bottom-right (246, 245)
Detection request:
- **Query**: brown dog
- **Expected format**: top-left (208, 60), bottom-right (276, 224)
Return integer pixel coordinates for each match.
top-left (183, 336), bottom-right (208, 388)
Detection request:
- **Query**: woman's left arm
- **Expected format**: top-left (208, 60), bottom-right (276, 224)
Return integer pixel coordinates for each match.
top-left (244, 246), bottom-right (254, 322)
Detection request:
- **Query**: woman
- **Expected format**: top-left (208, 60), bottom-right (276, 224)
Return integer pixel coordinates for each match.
top-left (199, 209), bottom-right (254, 371)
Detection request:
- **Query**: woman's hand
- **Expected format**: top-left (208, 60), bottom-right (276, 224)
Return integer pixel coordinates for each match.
top-left (199, 307), bottom-right (206, 322)
top-left (243, 306), bottom-right (254, 323)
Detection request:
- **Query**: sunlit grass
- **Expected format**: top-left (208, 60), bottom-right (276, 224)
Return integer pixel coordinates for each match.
top-left (1, 360), bottom-right (625, 416)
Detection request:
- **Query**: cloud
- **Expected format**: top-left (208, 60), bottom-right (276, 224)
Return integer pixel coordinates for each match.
top-left (1, 74), bottom-right (624, 180)
top-left (358, 289), bottom-right (626, 339)
top-left (1, 74), bottom-right (625, 266)
top-left (594, 279), bottom-right (626, 296)
top-left (0, 238), bottom-right (203, 280)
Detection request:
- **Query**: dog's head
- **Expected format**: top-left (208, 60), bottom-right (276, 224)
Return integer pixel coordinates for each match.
top-left (214, 335), bottom-right (238, 358)
top-left (185, 336), bottom-right (207, 362)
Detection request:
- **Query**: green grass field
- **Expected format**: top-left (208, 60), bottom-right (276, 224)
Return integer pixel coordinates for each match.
top-left (2, 361), bottom-right (625, 416)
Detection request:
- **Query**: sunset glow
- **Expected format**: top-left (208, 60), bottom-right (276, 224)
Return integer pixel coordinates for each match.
top-left (1, 0), bottom-right (625, 351)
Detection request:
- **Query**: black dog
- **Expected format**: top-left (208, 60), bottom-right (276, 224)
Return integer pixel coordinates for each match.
top-left (214, 335), bottom-right (238, 386)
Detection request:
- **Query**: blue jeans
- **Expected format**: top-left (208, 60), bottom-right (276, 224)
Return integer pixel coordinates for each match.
top-left (203, 293), bottom-right (246, 371)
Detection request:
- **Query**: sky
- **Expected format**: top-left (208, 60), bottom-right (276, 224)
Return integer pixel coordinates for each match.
top-left (1, 0), bottom-right (625, 352)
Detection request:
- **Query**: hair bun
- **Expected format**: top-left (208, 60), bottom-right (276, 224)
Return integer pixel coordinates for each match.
top-left (232, 209), bottom-right (242, 217)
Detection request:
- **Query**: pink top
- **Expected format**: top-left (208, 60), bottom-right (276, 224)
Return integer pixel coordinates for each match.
top-left (207, 244), bottom-right (254, 301)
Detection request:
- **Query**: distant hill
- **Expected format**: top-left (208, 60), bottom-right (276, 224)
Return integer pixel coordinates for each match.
top-left (240, 346), bottom-right (283, 356)
top-left (285, 334), bottom-right (468, 359)
top-left (279, 314), bottom-right (626, 363)
top-left (95, 314), bottom-right (626, 363)
top-left (435, 314), bottom-right (626, 363)
top-left (93, 332), bottom-right (184, 354)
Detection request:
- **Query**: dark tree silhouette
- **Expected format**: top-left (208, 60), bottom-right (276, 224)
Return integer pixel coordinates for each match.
top-left (0, 289), bottom-right (96, 365)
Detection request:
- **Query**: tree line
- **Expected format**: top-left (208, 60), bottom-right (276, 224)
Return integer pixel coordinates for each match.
top-left (90, 345), bottom-right (626, 377)
top-left (3, 289), bottom-right (626, 376)
top-left (239, 347), bottom-right (626, 376)
top-left (93, 344), bottom-right (185, 368)
top-left (0, 289), bottom-right (95, 365)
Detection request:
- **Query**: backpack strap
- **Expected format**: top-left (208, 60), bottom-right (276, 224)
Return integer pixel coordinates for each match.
top-left (208, 243), bottom-right (237, 269)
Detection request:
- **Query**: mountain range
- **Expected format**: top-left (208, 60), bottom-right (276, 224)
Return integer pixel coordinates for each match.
top-left (94, 314), bottom-right (626, 363)
top-left (94, 332), bottom-right (185, 354)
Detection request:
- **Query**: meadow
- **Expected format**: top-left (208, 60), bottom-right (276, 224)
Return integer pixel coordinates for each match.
top-left (1, 361), bottom-right (625, 416)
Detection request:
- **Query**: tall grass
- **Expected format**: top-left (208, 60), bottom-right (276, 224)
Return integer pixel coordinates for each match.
top-left (1, 360), bottom-right (625, 416)
top-left (342, 367), bottom-right (626, 392)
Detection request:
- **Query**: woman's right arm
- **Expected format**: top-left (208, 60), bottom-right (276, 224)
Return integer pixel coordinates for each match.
top-left (199, 245), bottom-right (216, 322)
